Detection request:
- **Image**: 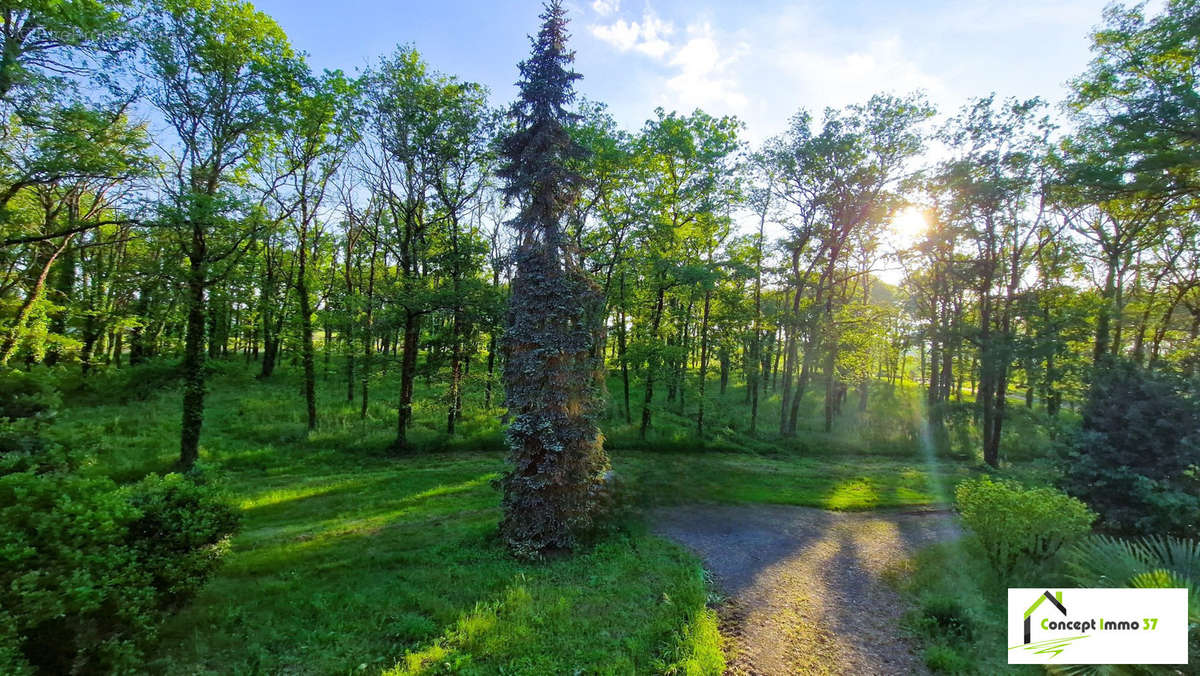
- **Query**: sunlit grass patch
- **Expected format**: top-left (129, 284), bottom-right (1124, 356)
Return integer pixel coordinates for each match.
top-left (824, 478), bottom-right (880, 510)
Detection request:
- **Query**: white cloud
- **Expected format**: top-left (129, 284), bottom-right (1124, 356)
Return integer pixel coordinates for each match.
top-left (662, 23), bottom-right (749, 113)
top-left (590, 11), bottom-right (675, 59)
top-left (586, 3), bottom-right (944, 137)
top-left (772, 36), bottom-right (950, 113)
top-left (706, 5), bottom-right (956, 143)
top-left (591, 0), bottom-right (620, 17)
top-left (590, 12), bottom-right (747, 114)
top-left (579, 0), bottom-right (1106, 146)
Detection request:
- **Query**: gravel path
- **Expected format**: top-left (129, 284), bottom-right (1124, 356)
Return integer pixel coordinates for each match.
top-left (652, 504), bottom-right (961, 675)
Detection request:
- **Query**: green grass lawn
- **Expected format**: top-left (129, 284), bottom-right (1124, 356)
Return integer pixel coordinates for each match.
top-left (151, 451), bottom-right (724, 675)
top-left (48, 356), bottom-right (1034, 674)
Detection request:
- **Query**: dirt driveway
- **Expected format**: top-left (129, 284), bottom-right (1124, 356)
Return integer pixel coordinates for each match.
top-left (653, 504), bottom-right (961, 675)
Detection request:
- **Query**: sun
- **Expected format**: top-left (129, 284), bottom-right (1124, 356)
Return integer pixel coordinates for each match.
top-left (889, 206), bottom-right (928, 243)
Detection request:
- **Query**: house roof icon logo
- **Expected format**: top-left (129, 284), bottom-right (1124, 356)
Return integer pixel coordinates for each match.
top-left (1024, 590), bottom-right (1067, 644)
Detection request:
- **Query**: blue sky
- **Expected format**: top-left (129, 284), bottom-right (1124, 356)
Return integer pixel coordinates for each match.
top-left (253, 0), bottom-right (1123, 143)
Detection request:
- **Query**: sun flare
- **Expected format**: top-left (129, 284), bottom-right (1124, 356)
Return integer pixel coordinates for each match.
top-left (889, 206), bottom-right (928, 242)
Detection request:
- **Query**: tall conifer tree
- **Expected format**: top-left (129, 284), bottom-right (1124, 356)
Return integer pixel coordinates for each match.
top-left (496, 0), bottom-right (609, 557)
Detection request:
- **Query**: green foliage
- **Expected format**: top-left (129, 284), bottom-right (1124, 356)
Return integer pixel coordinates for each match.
top-left (0, 446), bottom-right (239, 673)
top-left (1060, 360), bottom-right (1200, 537)
top-left (57, 359), bottom-right (184, 404)
top-left (0, 374), bottom-right (239, 674)
top-left (0, 368), bottom-right (60, 421)
top-left (39, 358), bottom-right (1003, 674)
top-left (124, 472), bottom-right (241, 610)
top-left (1063, 535), bottom-right (1199, 622)
top-left (897, 537), bottom-right (1023, 676)
top-left (955, 476), bottom-right (1095, 577)
top-left (922, 643), bottom-right (973, 674)
top-left (0, 452), bottom-right (137, 674)
top-left (1066, 0), bottom-right (1200, 198)
top-left (917, 595), bottom-right (976, 641)
top-left (0, 0), bottom-right (133, 117)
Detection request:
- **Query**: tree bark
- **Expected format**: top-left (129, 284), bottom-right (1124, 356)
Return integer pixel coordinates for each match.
top-left (639, 284), bottom-right (666, 439)
top-left (393, 310), bottom-right (421, 450)
top-left (180, 231), bottom-right (207, 470)
top-left (696, 289), bottom-right (711, 438)
top-left (297, 227), bottom-right (317, 431)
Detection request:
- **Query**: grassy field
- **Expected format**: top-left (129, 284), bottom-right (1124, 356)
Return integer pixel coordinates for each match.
top-left (49, 356), bottom-right (1045, 674)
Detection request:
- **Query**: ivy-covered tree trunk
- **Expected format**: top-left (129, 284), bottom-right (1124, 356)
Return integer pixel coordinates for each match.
top-left (297, 228), bottom-right (317, 431)
top-left (496, 0), bottom-right (610, 557)
top-left (778, 298), bottom-right (798, 434)
top-left (360, 236), bottom-right (378, 419)
top-left (180, 237), bottom-right (207, 470)
top-left (500, 247), bottom-right (608, 556)
top-left (617, 274), bottom-right (631, 424)
top-left (447, 218), bottom-right (465, 435)
top-left (259, 249), bottom-right (291, 380)
top-left (447, 309), bottom-right (464, 434)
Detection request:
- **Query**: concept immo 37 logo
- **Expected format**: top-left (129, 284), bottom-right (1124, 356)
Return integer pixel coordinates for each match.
top-left (1007, 588), bottom-right (1188, 665)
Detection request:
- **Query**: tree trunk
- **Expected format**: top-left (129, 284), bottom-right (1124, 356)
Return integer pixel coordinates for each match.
top-left (779, 330), bottom-right (796, 434)
top-left (447, 310), bottom-right (464, 434)
top-left (640, 284), bottom-right (666, 439)
top-left (696, 289), bottom-right (711, 438)
top-left (360, 236), bottom-right (378, 419)
top-left (297, 233), bottom-right (317, 431)
top-left (45, 243), bottom-right (77, 366)
top-left (823, 324), bottom-right (837, 433)
top-left (1094, 256), bottom-right (1117, 363)
top-left (180, 236), bottom-right (207, 470)
top-left (617, 275), bottom-right (631, 424)
top-left (394, 310), bottom-right (421, 450)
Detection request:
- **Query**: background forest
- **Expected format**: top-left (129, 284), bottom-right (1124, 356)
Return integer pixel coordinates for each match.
top-left (1, 0), bottom-right (1198, 673)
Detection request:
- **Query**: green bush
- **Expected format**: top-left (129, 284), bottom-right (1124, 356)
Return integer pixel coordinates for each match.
top-left (1059, 360), bottom-right (1200, 537)
top-left (1064, 535), bottom-right (1198, 621)
top-left (955, 476), bottom-right (1095, 577)
top-left (0, 369), bottom-right (60, 422)
top-left (0, 449), bottom-right (240, 674)
top-left (58, 359), bottom-right (184, 404)
top-left (918, 595), bottom-right (975, 641)
top-left (124, 473), bottom-right (241, 610)
top-left (922, 644), bottom-right (972, 674)
top-left (0, 419), bottom-right (49, 458)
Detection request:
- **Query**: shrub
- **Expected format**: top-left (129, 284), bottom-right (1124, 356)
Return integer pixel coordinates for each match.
top-left (0, 369), bottom-right (60, 422)
top-left (124, 473), bottom-right (241, 610)
top-left (59, 359), bottom-right (184, 404)
top-left (922, 644), bottom-right (972, 674)
top-left (0, 449), bottom-right (240, 674)
top-left (955, 476), bottom-right (1095, 578)
top-left (1063, 535), bottom-right (1198, 619)
top-left (918, 595), bottom-right (975, 641)
top-left (0, 419), bottom-right (49, 458)
top-left (1059, 360), bottom-right (1200, 537)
